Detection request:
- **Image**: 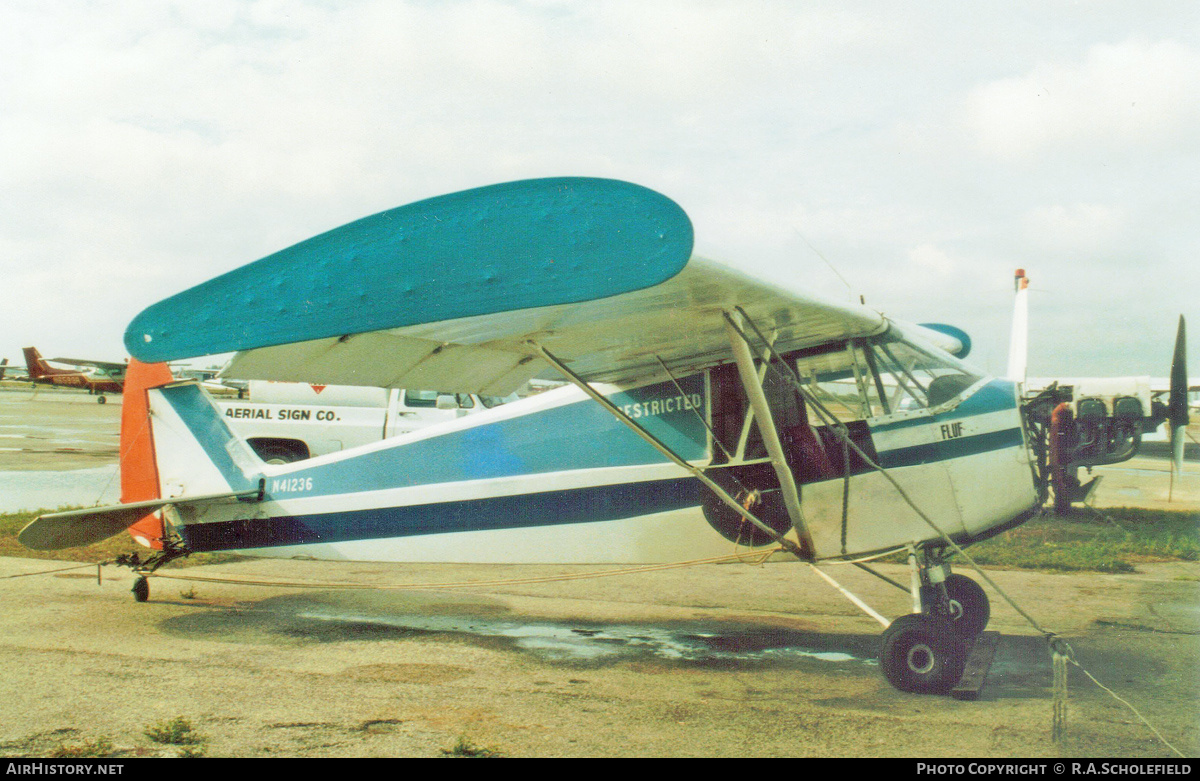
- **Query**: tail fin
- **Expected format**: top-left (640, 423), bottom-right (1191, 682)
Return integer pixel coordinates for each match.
top-left (147, 381), bottom-right (262, 488)
top-left (19, 363), bottom-right (263, 553)
top-left (1006, 269), bottom-right (1029, 387)
top-left (0, 358), bottom-right (7, 381)
top-left (22, 347), bottom-right (53, 378)
top-left (121, 360), bottom-right (175, 549)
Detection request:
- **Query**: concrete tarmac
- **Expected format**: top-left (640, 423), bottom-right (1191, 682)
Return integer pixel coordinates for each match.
top-left (0, 386), bottom-right (121, 471)
top-left (0, 553), bottom-right (1196, 758)
top-left (0, 386), bottom-right (1197, 758)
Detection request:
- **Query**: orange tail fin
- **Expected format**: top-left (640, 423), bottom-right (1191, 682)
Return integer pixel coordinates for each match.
top-left (120, 360), bottom-right (174, 549)
top-left (22, 347), bottom-right (53, 378)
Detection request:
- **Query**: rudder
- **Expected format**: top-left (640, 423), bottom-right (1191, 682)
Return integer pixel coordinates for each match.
top-left (22, 347), bottom-right (53, 378)
top-left (121, 360), bottom-right (174, 549)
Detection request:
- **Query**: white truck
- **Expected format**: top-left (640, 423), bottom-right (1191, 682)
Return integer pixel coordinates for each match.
top-left (216, 381), bottom-right (510, 463)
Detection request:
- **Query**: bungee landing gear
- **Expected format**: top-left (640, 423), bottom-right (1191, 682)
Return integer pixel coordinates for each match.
top-left (874, 546), bottom-right (992, 694)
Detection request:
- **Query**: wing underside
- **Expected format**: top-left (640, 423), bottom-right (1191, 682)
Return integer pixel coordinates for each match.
top-left (220, 259), bottom-right (887, 394)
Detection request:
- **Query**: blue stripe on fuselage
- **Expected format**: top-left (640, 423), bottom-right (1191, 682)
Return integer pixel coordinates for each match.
top-left (268, 373), bottom-right (707, 499)
top-left (181, 477), bottom-right (703, 551)
top-left (875, 427), bottom-right (1024, 469)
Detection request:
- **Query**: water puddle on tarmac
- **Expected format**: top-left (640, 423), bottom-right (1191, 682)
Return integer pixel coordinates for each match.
top-left (297, 610), bottom-right (877, 667)
top-left (0, 466), bottom-right (120, 512)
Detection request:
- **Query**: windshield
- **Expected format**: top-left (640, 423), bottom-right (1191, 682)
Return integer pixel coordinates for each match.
top-left (783, 324), bottom-right (984, 421)
top-left (864, 324), bottom-right (984, 414)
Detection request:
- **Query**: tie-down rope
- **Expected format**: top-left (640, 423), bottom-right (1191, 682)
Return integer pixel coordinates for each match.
top-left (727, 307), bottom-right (1186, 757)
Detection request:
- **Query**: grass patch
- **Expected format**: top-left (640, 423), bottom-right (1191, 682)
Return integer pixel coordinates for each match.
top-left (49, 737), bottom-right (116, 758)
top-left (0, 508), bottom-right (250, 567)
top-left (442, 735), bottom-right (504, 758)
top-left (959, 507), bottom-right (1200, 573)
top-left (144, 716), bottom-right (205, 746)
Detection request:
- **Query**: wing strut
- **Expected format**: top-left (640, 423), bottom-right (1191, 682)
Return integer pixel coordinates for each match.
top-left (722, 310), bottom-right (816, 557)
top-left (526, 340), bottom-right (810, 560)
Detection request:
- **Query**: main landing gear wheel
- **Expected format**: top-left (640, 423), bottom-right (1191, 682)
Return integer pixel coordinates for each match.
top-left (942, 573), bottom-right (990, 640)
top-left (880, 614), bottom-right (967, 695)
top-left (132, 576), bottom-right (149, 602)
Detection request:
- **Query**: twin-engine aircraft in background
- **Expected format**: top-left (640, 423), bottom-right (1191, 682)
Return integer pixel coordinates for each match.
top-left (21, 347), bottom-right (127, 402)
top-left (18, 177), bottom-right (1190, 695)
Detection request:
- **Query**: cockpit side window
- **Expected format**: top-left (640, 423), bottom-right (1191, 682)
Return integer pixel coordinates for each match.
top-left (708, 342), bottom-right (880, 479)
top-left (791, 341), bottom-right (885, 422)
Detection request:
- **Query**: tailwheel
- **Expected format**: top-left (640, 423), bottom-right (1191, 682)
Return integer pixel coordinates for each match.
top-left (880, 614), bottom-right (967, 694)
top-left (132, 576), bottom-right (150, 602)
top-left (942, 573), bottom-right (990, 640)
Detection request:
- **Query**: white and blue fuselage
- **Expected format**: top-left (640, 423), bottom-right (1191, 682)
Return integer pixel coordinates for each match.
top-left (146, 343), bottom-right (1038, 565)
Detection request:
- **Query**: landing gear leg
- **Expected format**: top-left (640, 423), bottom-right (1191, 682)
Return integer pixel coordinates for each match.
top-left (904, 546), bottom-right (991, 639)
top-left (811, 551), bottom-right (984, 695)
top-left (877, 547), bottom-right (982, 693)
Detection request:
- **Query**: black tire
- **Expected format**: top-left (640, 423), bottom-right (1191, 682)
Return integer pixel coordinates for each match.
top-left (943, 573), bottom-right (990, 639)
top-left (699, 468), bottom-right (791, 547)
top-left (97, 395), bottom-right (106, 404)
top-left (132, 576), bottom-right (150, 602)
top-left (250, 440), bottom-right (309, 465)
top-left (880, 614), bottom-right (967, 694)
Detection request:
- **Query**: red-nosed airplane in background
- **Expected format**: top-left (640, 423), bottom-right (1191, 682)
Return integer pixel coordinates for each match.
top-left (22, 347), bottom-right (126, 403)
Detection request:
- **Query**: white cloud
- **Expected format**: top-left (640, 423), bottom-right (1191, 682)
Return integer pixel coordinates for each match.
top-left (0, 2), bottom-right (1196, 377)
top-left (964, 38), bottom-right (1200, 159)
top-left (908, 242), bottom-right (957, 275)
top-left (1021, 202), bottom-right (1130, 255)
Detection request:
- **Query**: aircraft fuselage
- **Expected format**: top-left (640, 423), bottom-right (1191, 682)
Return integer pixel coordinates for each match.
top-left (146, 324), bottom-right (1040, 564)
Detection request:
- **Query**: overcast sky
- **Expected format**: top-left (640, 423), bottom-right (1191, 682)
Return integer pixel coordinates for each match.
top-left (2, 1), bottom-right (1197, 380)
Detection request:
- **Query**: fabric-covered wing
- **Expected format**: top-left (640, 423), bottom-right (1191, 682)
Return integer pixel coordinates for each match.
top-left (125, 176), bottom-right (887, 394)
top-left (125, 177), bottom-right (693, 364)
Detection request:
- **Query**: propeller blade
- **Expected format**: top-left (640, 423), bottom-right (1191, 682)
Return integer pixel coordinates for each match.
top-left (1169, 315), bottom-right (1188, 480)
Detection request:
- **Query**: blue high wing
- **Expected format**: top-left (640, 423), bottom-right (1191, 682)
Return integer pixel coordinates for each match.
top-left (126, 178), bottom-right (888, 394)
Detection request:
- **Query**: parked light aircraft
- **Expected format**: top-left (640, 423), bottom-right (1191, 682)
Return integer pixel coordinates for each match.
top-left (18, 178), bottom-right (1187, 694)
top-left (22, 347), bottom-right (126, 402)
top-left (1005, 269), bottom-right (1193, 511)
top-left (0, 359), bottom-right (29, 381)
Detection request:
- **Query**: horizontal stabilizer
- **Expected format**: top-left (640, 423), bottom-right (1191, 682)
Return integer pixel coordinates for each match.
top-left (125, 178), bottom-right (693, 363)
top-left (18, 487), bottom-right (263, 551)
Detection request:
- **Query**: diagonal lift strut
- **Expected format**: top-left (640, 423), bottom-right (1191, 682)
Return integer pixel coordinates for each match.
top-left (527, 339), bottom-right (809, 560)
